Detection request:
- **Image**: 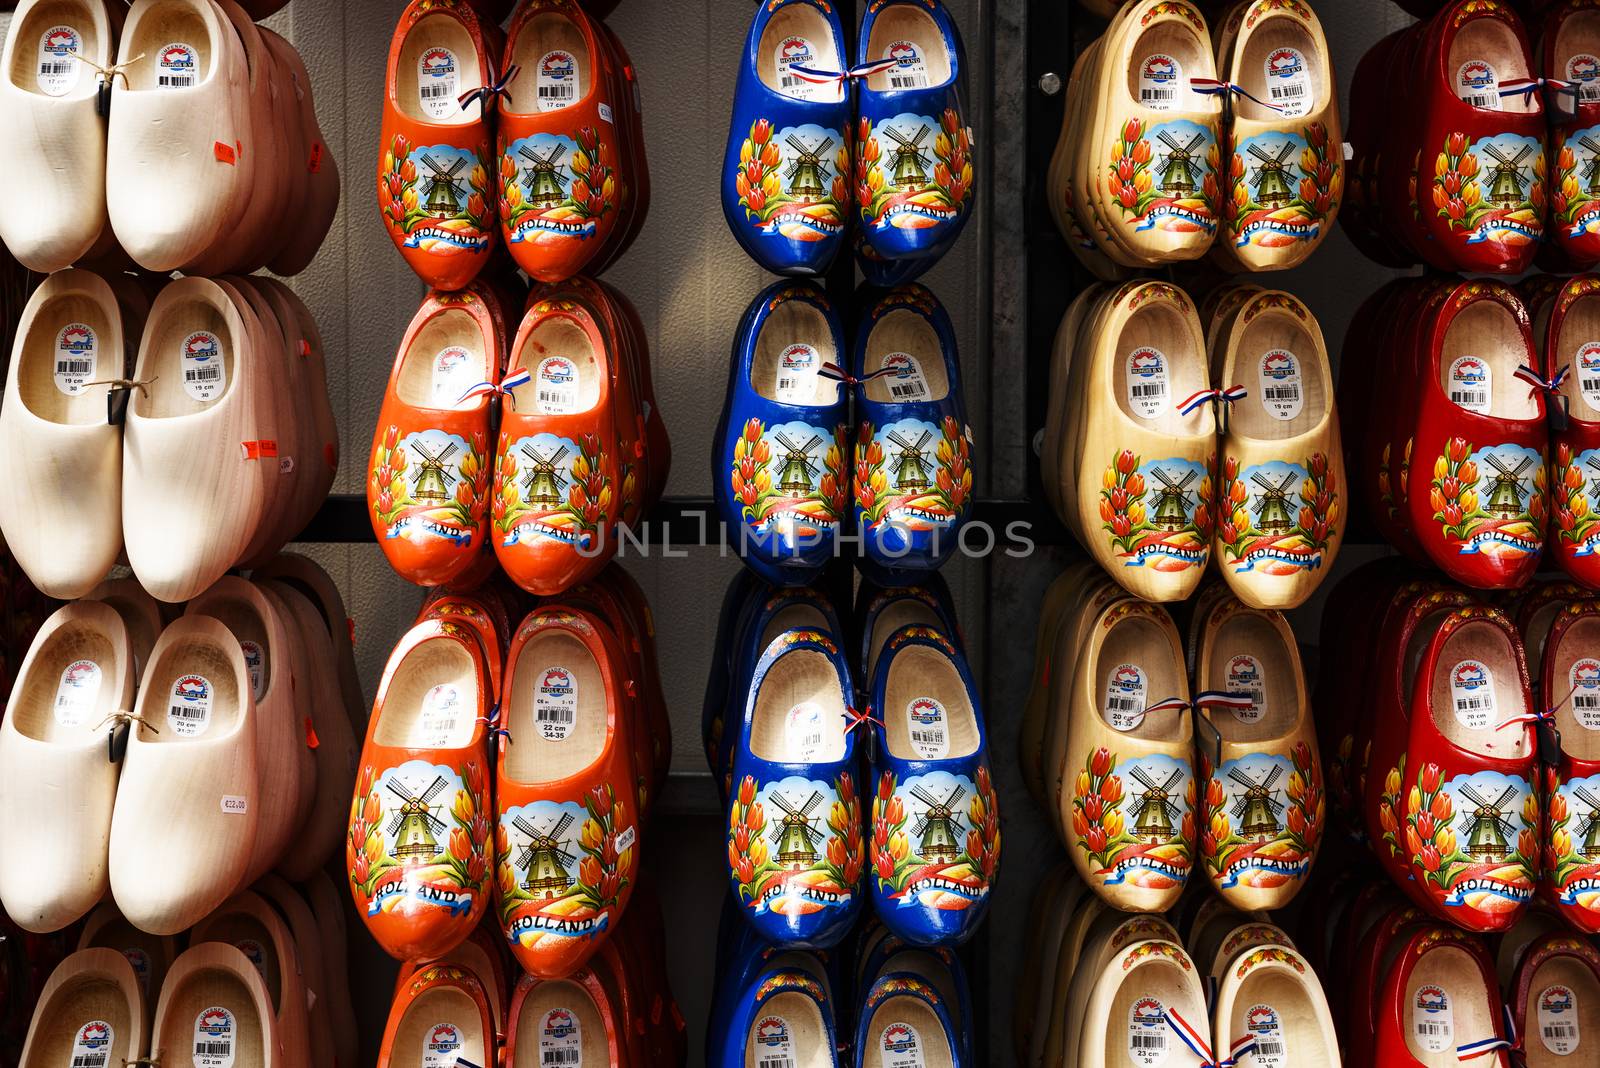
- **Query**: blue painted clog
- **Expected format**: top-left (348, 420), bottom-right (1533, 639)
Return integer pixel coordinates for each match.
top-left (866, 624), bottom-right (997, 946)
top-left (722, 0), bottom-right (852, 275)
top-left (855, 229), bottom-right (930, 288)
top-left (859, 937), bottom-right (973, 1064)
top-left (851, 284), bottom-right (973, 584)
top-left (716, 280), bottom-right (851, 587)
top-left (726, 628), bottom-right (864, 949)
top-left (709, 895), bottom-right (841, 1061)
top-left (852, 573), bottom-right (963, 686)
top-left (854, 971), bottom-right (963, 1068)
top-left (853, 0), bottom-right (973, 266)
top-left (704, 566), bottom-right (770, 793)
top-left (720, 960), bottom-right (843, 1068)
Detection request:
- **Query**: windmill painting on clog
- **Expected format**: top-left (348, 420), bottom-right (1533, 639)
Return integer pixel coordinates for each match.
top-left (716, 281), bottom-right (848, 588)
top-left (853, 0), bottom-right (974, 265)
top-left (1545, 275), bottom-right (1600, 587)
top-left (1544, 0), bottom-right (1600, 269)
top-left (852, 284), bottom-right (972, 583)
top-left (379, 0), bottom-right (499, 291)
top-left (1538, 601), bottom-right (1600, 934)
top-left (722, 0), bottom-right (851, 275)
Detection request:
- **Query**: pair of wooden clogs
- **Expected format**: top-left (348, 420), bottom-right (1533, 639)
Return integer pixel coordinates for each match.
top-left (380, 0), bottom-right (648, 290)
top-left (1045, 279), bottom-right (1343, 607)
top-left (0, 558), bottom-right (360, 939)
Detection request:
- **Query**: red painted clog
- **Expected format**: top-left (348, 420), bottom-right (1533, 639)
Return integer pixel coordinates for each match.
top-left (1545, 276), bottom-right (1600, 587)
top-left (377, 961), bottom-right (496, 1068)
top-left (1542, 0), bottom-right (1600, 269)
top-left (1507, 932), bottom-right (1600, 1061)
top-left (1539, 600), bottom-right (1600, 933)
top-left (1373, 925), bottom-right (1513, 1066)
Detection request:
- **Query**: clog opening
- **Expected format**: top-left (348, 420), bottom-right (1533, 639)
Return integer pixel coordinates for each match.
top-left (508, 13), bottom-right (591, 114)
top-left (18, 289), bottom-right (120, 427)
top-left (750, 648), bottom-right (847, 762)
top-left (136, 294), bottom-right (235, 419)
top-left (862, 309), bottom-right (951, 404)
top-left (1235, 15), bottom-right (1325, 124)
top-left (511, 315), bottom-right (604, 416)
top-left (758, 5), bottom-right (843, 101)
top-left (1521, 956), bottom-right (1600, 1067)
top-left (1520, 595), bottom-right (1567, 672)
top-left (754, 299), bottom-right (839, 406)
top-left (1227, 955), bottom-right (1329, 1062)
top-left (400, 12), bottom-right (487, 124)
top-left (862, 6), bottom-right (952, 93)
top-left (1100, 953), bottom-right (1199, 1068)
top-left (138, 635), bottom-right (243, 743)
top-left (157, 968), bottom-right (265, 1067)
top-left (125, 2), bottom-right (218, 91)
top-left (11, 618), bottom-right (118, 745)
top-left (1227, 309), bottom-right (1327, 441)
top-left (505, 629), bottom-right (606, 782)
top-left (1123, 21), bottom-right (1211, 112)
top-left (392, 985), bottom-right (486, 1067)
top-left (1399, 605), bottom-right (1459, 722)
top-left (866, 598), bottom-right (943, 683)
top-left (755, 605), bottom-right (831, 664)
top-left (1204, 285), bottom-right (1261, 381)
top-left (1403, 945), bottom-right (1499, 1065)
top-left (1554, 10), bottom-right (1600, 102)
top-left (21, 972), bottom-right (134, 1068)
top-left (863, 996), bottom-right (953, 1068)
top-left (1427, 618), bottom-right (1533, 760)
top-left (8, 1), bottom-right (107, 98)
top-left (882, 644), bottom-right (978, 760)
top-left (744, 989), bottom-right (831, 1068)
top-left (195, 913), bottom-right (284, 1012)
top-left (1439, 300), bottom-right (1539, 420)
top-left (1494, 911), bottom-right (1565, 992)
top-left (1115, 301), bottom-right (1208, 433)
top-left (1095, 613), bottom-right (1184, 741)
top-left (512, 978), bottom-right (608, 1067)
top-left (878, 949), bottom-right (962, 1031)
top-left (81, 913), bottom-right (172, 998)
top-left (373, 634), bottom-right (478, 750)
top-left (1448, 18), bottom-right (1536, 115)
top-left (188, 593), bottom-right (273, 704)
top-left (1554, 290), bottom-right (1600, 421)
top-left (1548, 612), bottom-right (1600, 763)
top-left (397, 308), bottom-right (493, 411)
top-left (1202, 609), bottom-right (1299, 744)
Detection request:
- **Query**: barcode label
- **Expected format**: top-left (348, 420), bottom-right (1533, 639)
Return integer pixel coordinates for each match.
top-left (535, 357), bottom-right (577, 414)
top-left (1104, 663), bottom-right (1148, 732)
top-left (57, 358), bottom-right (92, 374)
top-left (1256, 1037), bottom-right (1285, 1060)
top-left (186, 365), bottom-right (222, 382)
top-left (544, 1052), bottom-right (581, 1065)
top-left (1131, 1034), bottom-right (1167, 1049)
top-left (1139, 52), bottom-right (1182, 113)
top-left (1576, 693), bottom-right (1600, 709)
top-left (1416, 1023), bottom-right (1449, 1036)
top-left (906, 696), bottom-right (949, 758)
top-left (1106, 696), bottom-right (1141, 712)
top-left (1465, 93), bottom-right (1498, 108)
top-left (181, 331), bottom-right (224, 401)
top-left (881, 352), bottom-right (929, 400)
top-left (1131, 383), bottom-right (1166, 397)
top-left (1263, 48), bottom-right (1312, 117)
top-left (419, 81), bottom-right (450, 99)
top-left (418, 47), bottom-right (459, 119)
top-left (883, 41), bottom-right (929, 90)
top-left (1127, 347), bottom-right (1170, 418)
top-left (158, 72), bottom-right (194, 88)
top-left (1450, 660), bottom-right (1495, 730)
top-left (1225, 655), bottom-right (1268, 723)
top-left (69, 1020), bottom-right (114, 1068)
top-left (1258, 344), bottom-right (1304, 421)
top-left (1140, 88), bottom-right (1173, 102)
top-left (538, 84), bottom-right (575, 102)
top-left (1544, 1024), bottom-right (1577, 1039)
top-left (37, 26), bottom-right (82, 96)
top-left (537, 706), bottom-right (575, 724)
top-left (1571, 659), bottom-right (1600, 731)
top-left (1584, 377), bottom-right (1600, 394)
top-left (536, 50), bottom-right (579, 112)
top-left (780, 73), bottom-right (803, 90)
top-left (167, 675), bottom-right (212, 736)
top-left (1536, 983), bottom-right (1582, 1054)
top-left (192, 1005), bottom-right (235, 1067)
top-left (890, 382), bottom-right (924, 398)
top-left (1263, 386), bottom-right (1297, 399)
top-left (890, 74), bottom-right (923, 89)
top-left (1269, 85), bottom-right (1304, 100)
top-left (40, 61), bottom-right (74, 76)
top-left (169, 703), bottom-right (205, 720)
top-left (72, 1055), bottom-right (107, 1068)
top-left (537, 666), bottom-right (578, 741)
top-left (196, 1042), bottom-right (232, 1055)
top-left (758, 1057), bottom-right (793, 1068)
top-left (1450, 390), bottom-right (1487, 407)
top-left (774, 36), bottom-right (829, 101)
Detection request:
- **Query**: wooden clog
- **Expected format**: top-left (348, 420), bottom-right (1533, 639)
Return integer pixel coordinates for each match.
top-left (1342, 902), bottom-right (1431, 1066)
top-left (151, 943), bottom-right (277, 1068)
top-left (1507, 933), bottom-right (1600, 1063)
top-left (251, 874), bottom-right (336, 1068)
top-left (1018, 560), bottom-right (1095, 808)
top-left (1077, 939), bottom-right (1210, 1068)
top-left (0, 0), bottom-right (122, 272)
top-left (1541, 0), bottom-right (1600, 269)
top-left (210, 277), bottom-right (287, 567)
top-left (0, 602), bottom-right (132, 933)
top-left (1214, 289), bottom-right (1345, 608)
top-left (0, 270), bottom-right (129, 599)
top-left (84, 578), bottom-right (163, 685)
top-left (190, 891), bottom-right (310, 1066)
top-left (1543, 276), bottom-right (1600, 587)
top-left (1047, 45), bottom-right (1131, 280)
top-left (1058, 910), bottom-right (1180, 1068)
top-left (1044, 576), bottom-right (1128, 839)
top-left (394, 921), bottom-right (511, 1043)
top-left (1067, 37), bottom-right (1146, 271)
top-left (18, 948), bottom-right (146, 1068)
top-left (254, 278), bottom-right (338, 541)
top-left (77, 902), bottom-right (178, 1006)
top-left (1342, 27), bottom-right (1419, 267)
top-left (251, 552), bottom-right (367, 736)
top-left (1021, 867), bottom-right (1089, 1067)
top-left (1042, 286), bottom-right (1108, 523)
top-left (855, 972), bottom-right (962, 1068)
top-left (1372, 925), bottom-right (1511, 1066)
top-left (1200, 281), bottom-right (1261, 379)
top-left (1200, 919), bottom-right (1295, 985)
top-left (1062, 599), bottom-right (1195, 912)
top-left (261, 29), bottom-right (341, 278)
top-left (1212, 942), bottom-right (1340, 1067)
top-left (303, 871), bottom-right (358, 1068)
top-left (232, 277), bottom-right (314, 561)
top-left (1539, 601), bottom-right (1600, 934)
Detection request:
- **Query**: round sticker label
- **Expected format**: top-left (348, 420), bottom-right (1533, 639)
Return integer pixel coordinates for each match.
top-left (1571, 658), bottom-right (1600, 730)
top-left (417, 47), bottom-right (459, 120)
top-left (55, 322), bottom-right (97, 396)
top-left (1263, 47), bottom-right (1312, 118)
top-left (1225, 654), bottom-right (1268, 724)
top-left (786, 701), bottom-right (826, 760)
top-left (1412, 985), bottom-right (1453, 1053)
top-left (54, 658), bottom-right (102, 728)
top-left (419, 683), bottom-right (463, 747)
top-left (192, 1006), bottom-right (236, 1068)
top-left (883, 40), bottom-right (930, 90)
top-left (168, 674), bottom-right (213, 736)
top-left (1103, 663), bottom-right (1149, 732)
top-left (754, 1014), bottom-right (793, 1067)
top-left (882, 352), bottom-right (930, 402)
top-left (157, 42), bottom-right (199, 90)
top-left (536, 666), bottom-right (578, 741)
top-left (181, 331), bottom-right (225, 401)
top-left (235, 938), bottom-right (265, 975)
top-left (1245, 1004), bottom-right (1288, 1067)
top-left (1578, 342), bottom-right (1600, 412)
top-left (775, 343), bottom-right (819, 404)
top-left (1456, 59), bottom-right (1501, 109)
top-left (542, 1007), bottom-right (583, 1065)
top-left (125, 948), bottom-right (151, 995)
top-left (881, 1022), bottom-right (926, 1068)
top-left (775, 36), bottom-right (833, 102)
top-left (1126, 347), bottom-right (1170, 418)
top-left (71, 1019), bottom-right (113, 1068)
top-left (239, 640), bottom-right (266, 702)
top-left (1538, 983), bottom-right (1581, 1055)
top-left (1128, 996), bottom-right (1169, 1065)
top-left (1570, 53), bottom-right (1600, 103)
top-left (432, 345), bottom-right (477, 406)
top-left (1447, 355), bottom-right (1492, 414)
top-left (1139, 53), bottom-right (1183, 112)
top-left (535, 356), bottom-right (578, 414)
top-left (1449, 659), bottom-right (1497, 731)
top-left (906, 696), bottom-right (949, 758)
top-left (38, 26), bottom-right (82, 96)
top-left (1257, 349), bottom-right (1303, 420)
top-left (421, 1022), bottom-right (463, 1068)
top-left (537, 49), bottom-right (580, 113)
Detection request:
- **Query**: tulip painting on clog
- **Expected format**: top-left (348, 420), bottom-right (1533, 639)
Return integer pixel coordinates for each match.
top-left (348, 759), bottom-right (492, 941)
top-left (1375, 758), bottom-right (1537, 928)
top-left (727, 417), bottom-right (850, 571)
top-left (1544, 768), bottom-right (1600, 930)
top-left (496, 788), bottom-right (636, 955)
top-left (379, 137), bottom-right (497, 262)
top-left (1223, 123), bottom-right (1340, 253)
top-left (854, 416), bottom-right (972, 565)
top-left (1098, 450), bottom-right (1213, 572)
top-left (855, 109), bottom-right (974, 240)
top-left (371, 426), bottom-right (493, 555)
top-left (499, 127), bottom-right (619, 262)
top-left (1198, 743), bottom-right (1323, 894)
top-left (730, 118), bottom-right (849, 262)
top-left (1106, 117), bottom-right (1220, 238)
top-left (1427, 438), bottom-right (1546, 561)
top-left (727, 772), bottom-right (863, 930)
top-left (869, 767), bottom-right (999, 917)
top-left (1552, 126), bottom-right (1600, 250)
top-left (494, 432), bottom-right (614, 555)
top-left (1550, 442), bottom-right (1600, 564)
top-left (1215, 455), bottom-right (1339, 576)
top-left (1069, 747), bottom-right (1195, 893)
top-left (1428, 130), bottom-right (1545, 255)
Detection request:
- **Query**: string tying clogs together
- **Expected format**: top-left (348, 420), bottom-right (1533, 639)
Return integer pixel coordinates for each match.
top-left (1163, 1008), bottom-right (1221, 1066)
top-left (458, 64), bottom-right (521, 113)
top-left (786, 56), bottom-right (901, 88)
top-left (68, 47), bottom-right (144, 116)
top-left (1188, 77), bottom-right (1284, 114)
top-left (818, 361), bottom-right (896, 388)
top-left (455, 367), bottom-right (532, 408)
top-left (843, 704), bottom-right (885, 737)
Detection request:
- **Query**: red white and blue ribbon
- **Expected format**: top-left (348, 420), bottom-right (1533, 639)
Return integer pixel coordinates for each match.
top-left (844, 705), bottom-right (885, 737)
top-left (1178, 385), bottom-right (1248, 418)
top-left (786, 57), bottom-right (902, 87)
top-left (1457, 1033), bottom-right (1514, 1061)
top-left (1194, 690), bottom-right (1257, 712)
top-left (456, 367), bottom-right (532, 408)
top-left (477, 704), bottom-right (512, 753)
top-left (1117, 696), bottom-right (1190, 730)
top-left (459, 63), bottom-right (520, 112)
top-left (1497, 77), bottom-right (1547, 103)
top-left (819, 361), bottom-right (898, 387)
top-left (1189, 77), bottom-right (1284, 113)
top-left (1515, 362), bottom-right (1570, 397)
top-left (1163, 1009), bottom-right (1221, 1067)
top-left (1224, 1034), bottom-right (1258, 1067)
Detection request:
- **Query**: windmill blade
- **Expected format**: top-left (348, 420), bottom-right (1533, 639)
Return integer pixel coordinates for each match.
top-left (941, 785), bottom-right (968, 810)
top-left (814, 136), bottom-right (835, 155)
top-left (798, 458), bottom-right (819, 475)
top-left (885, 126), bottom-right (913, 147)
top-left (1251, 473), bottom-right (1281, 493)
top-left (888, 430), bottom-right (921, 450)
top-left (1574, 786), bottom-right (1600, 809)
top-left (800, 435), bottom-right (823, 452)
top-left (1510, 457), bottom-right (1532, 476)
top-left (1157, 130), bottom-right (1185, 152)
top-left (1129, 766), bottom-right (1162, 792)
top-left (1261, 766), bottom-right (1284, 789)
top-left (1587, 457), bottom-right (1600, 476)
top-left (1493, 815), bottom-right (1515, 837)
top-left (550, 811), bottom-right (575, 839)
top-left (520, 442), bottom-right (545, 463)
top-left (909, 784), bottom-right (944, 808)
top-left (1583, 136), bottom-right (1600, 155)
top-left (519, 145), bottom-right (542, 163)
top-left (1273, 141), bottom-right (1295, 163)
top-left (436, 442), bottom-right (460, 462)
top-left (424, 153), bottom-right (453, 173)
top-left (1231, 797), bottom-right (1249, 818)
top-left (547, 145), bottom-right (568, 165)
top-left (910, 127), bottom-right (929, 146)
top-left (1160, 769), bottom-right (1184, 793)
top-left (1227, 768), bottom-right (1259, 790)
top-left (784, 161), bottom-right (800, 178)
top-left (1159, 799), bottom-right (1180, 821)
top-left (1484, 144), bottom-right (1512, 164)
top-left (1492, 785), bottom-right (1518, 811)
top-left (798, 825), bottom-right (823, 847)
top-left (785, 134), bottom-right (810, 154)
top-left (1181, 133), bottom-right (1204, 152)
top-left (768, 823), bottom-right (786, 844)
top-left (1174, 470), bottom-right (1197, 490)
top-left (553, 846), bottom-right (575, 865)
top-left (1459, 783), bottom-right (1493, 809)
top-left (914, 430), bottom-right (933, 449)
top-left (386, 812), bottom-right (405, 835)
top-left (549, 445), bottom-right (571, 465)
top-left (422, 812), bottom-right (448, 834)
top-left (912, 815), bottom-right (930, 836)
top-left (799, 791), bottom-right (824, 816)
top-left (771, 792), bottom-right (801, 816)
top-left (775, 431), bottom-right (803, 451)
top-left (444, 158), bottom-right (467, 177)
top-left (1152, 467), bottom-right (1179, 489)
top-left (419, 776), bottom-right (450, 803)
top-left (1247, 143), bottom-right (1278, 164)
top-left (1265, 797), bottom-right (1286, 816)
top-left (1510, 145), bottom-right (1532, 165)
top-left (386, 780), bottom-right (417, 803)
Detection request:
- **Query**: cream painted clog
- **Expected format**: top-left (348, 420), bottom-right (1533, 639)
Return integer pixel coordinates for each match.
top-left (1041, 285), bottom-right (1107, 523)
top-left (185, 577), bottom-right (304, 884)
top-left (108, 615), bottom-right (259, 936)
top-left (1063, 599), bottom-right (1196, 911)
top-left (212, 276), bottom-right (288, 568)
top-left (1060, 910), bottom-right (1182, 1068)
top-left (123, 276), bottom-right (268, 603)
top-left (18, 948), bottom-right (146, 1068)
top-left (1213, 289), bottom-right (1343, 608)
top-left (1201, 281), bottom-right (1261, 380)
top-left (1194, 596), bottom-right (1323, 911)
top-left (84, 577), bottom-right (164, 685)
top-left (1200, 918), bottom-right (1295, 986)
top-left (78, 901), bottom-right (179, 1005)
top-left (191, 890), bottom-right (310, 1065)
top-left (252, 873), bottom-right (335, 1068)
top-left (151, 943), bottom-right (278, 1068)
top-left (107, 0), bottom-right (252, 272)
top-left (1048, 40), bottom-right (1131, 280)
top-left (0, 602), bottom-right (133, 932)
top-left (1079, 938), bottom-right (1211, 1068)
top-left (261, 30), bottom-right (340, 278)
top-left (0, 270), bottom-right (130, 599)
top-left (1018, 560), bottom-right (1095, 807)
top-left (1213, 942), bottom-right (1340, 1066)
top-left (1043, 576), bottom-right (1128, 839)
top-left (1068, 37), bottom-right (1143, 272)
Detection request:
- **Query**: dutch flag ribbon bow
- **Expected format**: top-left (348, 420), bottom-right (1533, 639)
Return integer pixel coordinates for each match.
top-left (786, 57), bottom-right (902, 86)
top-left (1514, 363), bottom-right (1570, 397)
top-left (457, 367), bottom-right (533, 408)
top-left (1163, 1009), bottom-right (1224, 1066)
top-left (1497, 77), bottom-right (1548, 103)
top-left (1194, 691), bottom-right (1258, 712)
top-left (1115, 696), bottom-right (1190, 730)
top-left (1178, 385), bottom-right (1248, 418)
top-left (1188, 77), bottom-right (1284, 113)
top-left (459, 63), bottom-right (521, 112)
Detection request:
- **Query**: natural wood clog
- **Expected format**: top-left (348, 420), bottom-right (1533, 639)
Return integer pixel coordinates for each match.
top-left (1078, 938), bottom-right (1210, 1068)
top-left (1060, 911), bottom-right (1181, 1068)
top-left (18, 947), bottom-right (146, 1068)
top-left (1018, 560), bottom-right (1095, 808)
top-left (1048, 44), bottom-right (1130, 280)
top-left (1199, 919), bottom-right (1295, 985)
top-left (1213, 289), bottom-right (1344, 608)
top-left (1201, 281), bottom-right (1261, 379)
top-left (1039, 891), bottom-right (1112, 1066)
top-left (1213, 942), bottom-right (1340, 1067)
top-left (303, 871), bottom-right (358, 1068)
top-left (77, 901), bottom-right (178, 1006)
top-left (0, 602), bottom-right (132, 933)
top-left (1042, 285), bottom-right (1108, 523)
top-left (211, 276), bottom-right (288, 568)
top-left (0, 0), bottom-right (122, 272)
top-left (84, 578), bottom-right (163, 684)
top-left (1062, 599), bottom-right (1195, 912)
top-left (261, 29), bottom-right (341, 278)
top-left (1012, 862), bottom-right (1073, 1063)
top-left (1068, 37), bottom-right (1145, 271)
top-left (151, 943), bottom-right (277, 1068)
top-left (251, 873), bottom-right (336, 1068)
top-left (254, 278), bottom-right (338, 541)
top-left (252, 552), bottom-right (367, 735)
top-left (190, 890), bottom-right (310, 1065)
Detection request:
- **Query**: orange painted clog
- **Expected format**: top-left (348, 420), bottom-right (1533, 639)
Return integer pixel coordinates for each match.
top-left (377, 961), bottom-right (496, 1068)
